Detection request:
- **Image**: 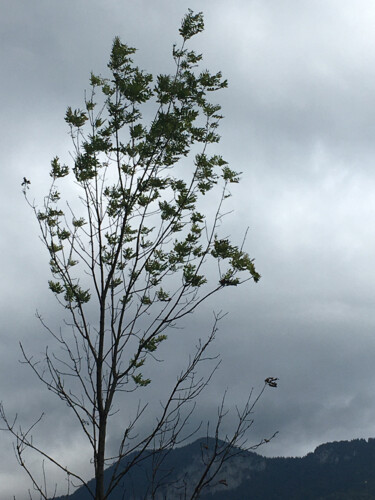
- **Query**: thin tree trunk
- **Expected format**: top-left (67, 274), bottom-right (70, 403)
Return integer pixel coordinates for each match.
top-left (96, 300), bottom-right (106, 500)
top-left (96, 415), bottom-right (107, 500)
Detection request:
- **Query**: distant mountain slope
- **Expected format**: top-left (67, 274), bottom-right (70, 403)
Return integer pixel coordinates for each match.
top-left (54, 437), bottom-right (375, 499)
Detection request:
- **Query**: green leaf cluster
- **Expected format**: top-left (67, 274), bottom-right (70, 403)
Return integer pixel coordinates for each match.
top-left (132, 373), bottom-right (151, 387)
top-left (179, 9), bottom-right (204, 40)
top-left (64, 284), bottom-right (91, 305)
top-left (212, 237), bottom-right (261, 285)
top-left (50, 157), bottom-right (69, 179)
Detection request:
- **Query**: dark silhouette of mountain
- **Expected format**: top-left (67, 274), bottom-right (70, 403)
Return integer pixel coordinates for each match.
top-left (53, 437), bottom-right (375, 499)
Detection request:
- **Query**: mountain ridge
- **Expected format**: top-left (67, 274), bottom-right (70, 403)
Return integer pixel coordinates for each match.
top-left (53, 436), bottom-right (375, 499)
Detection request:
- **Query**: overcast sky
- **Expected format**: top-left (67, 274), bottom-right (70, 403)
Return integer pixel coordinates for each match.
top-left (3, 0), bottom-right (375, 497)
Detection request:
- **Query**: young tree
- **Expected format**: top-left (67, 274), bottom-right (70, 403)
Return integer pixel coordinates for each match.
top-left (2, 10), bottom-right (275, 500)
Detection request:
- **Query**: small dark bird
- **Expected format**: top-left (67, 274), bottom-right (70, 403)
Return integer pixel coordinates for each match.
top-left (265, 377), bottom-right (279, 388)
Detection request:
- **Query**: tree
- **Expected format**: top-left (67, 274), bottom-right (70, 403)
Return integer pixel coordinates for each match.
top-left (1, 10), bottom-right (275, 500)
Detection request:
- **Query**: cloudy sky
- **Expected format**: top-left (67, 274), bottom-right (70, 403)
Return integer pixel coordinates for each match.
top-left (3, 0), bottom-right (375, 497)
